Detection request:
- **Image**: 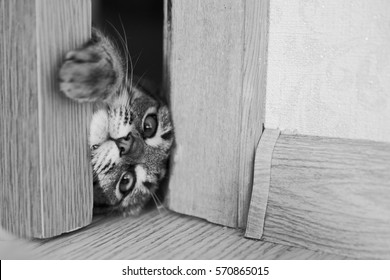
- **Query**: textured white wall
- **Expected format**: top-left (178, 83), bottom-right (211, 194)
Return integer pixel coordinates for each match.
top-left (265, 0), bottom-right (390, 142)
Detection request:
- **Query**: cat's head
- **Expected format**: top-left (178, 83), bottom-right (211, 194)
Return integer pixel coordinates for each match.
top-left (90, 86), bottom-right (173, 215)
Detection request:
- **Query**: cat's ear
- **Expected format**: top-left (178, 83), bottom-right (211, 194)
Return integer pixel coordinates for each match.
top-left (59, 28), bottom-right (125, 103)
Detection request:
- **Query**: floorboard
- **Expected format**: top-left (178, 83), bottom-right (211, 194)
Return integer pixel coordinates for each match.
top-left (0, 209), bottom-right (348, 259)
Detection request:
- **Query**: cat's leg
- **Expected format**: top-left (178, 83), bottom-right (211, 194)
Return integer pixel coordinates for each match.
top-left (59, 28), bottom-right (125, 103)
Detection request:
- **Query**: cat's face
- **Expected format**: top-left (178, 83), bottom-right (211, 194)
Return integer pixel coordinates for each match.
top-left (90, 87), bottom-right (173, 215)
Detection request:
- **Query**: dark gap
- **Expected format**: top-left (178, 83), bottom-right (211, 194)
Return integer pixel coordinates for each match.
top-left (91, 1), bottom-right (168, 214)
top-left (92, 0), bottom-right (163, 85)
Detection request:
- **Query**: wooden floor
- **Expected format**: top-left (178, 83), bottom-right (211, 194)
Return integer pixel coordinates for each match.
top-left (0, 209), bottom-right (348, 259)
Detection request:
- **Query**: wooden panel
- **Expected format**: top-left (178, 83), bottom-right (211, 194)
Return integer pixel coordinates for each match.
top-left (0, 0), bottom-right (92, 238)
top-left (245, 129), bottom-right (279, 239)
top-left (164, 0), bottom-right (267, 227)
top-left (265, 0), bottom-right (390, 142)
top-left (0, 0), bottom-right (40, 238)
top-left (237, 0), bottom-right (270, 228)
top-left (260, 133), bottom-right (390, 258)
top-left (0, 209), bottom-right (348, 260)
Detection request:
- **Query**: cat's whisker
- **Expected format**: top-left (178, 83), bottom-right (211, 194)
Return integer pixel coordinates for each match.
top-left (150, 193), bottom-right (161, 214)
top-left (152, 192), bottom-right (168, 214)
top-left (132, 52), bottom-right (142, 73)
top-left (134, 71), bottom-right (148, 91)
top-left (128, 52), bottom-right (143, 95)
top-left (129, 53), bottom-right (143, 97)
top-left (106, 20), bottom-right (131, 90)
top-left (118, 16), bottom-right (134, 93)
top-left (118, 15), bottom-right (128, 48)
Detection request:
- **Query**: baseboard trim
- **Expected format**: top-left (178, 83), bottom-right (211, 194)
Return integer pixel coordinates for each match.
top-left (245, 129), bottom-right (280, 239)
top-left (246, 129), bottom-right (390, 259)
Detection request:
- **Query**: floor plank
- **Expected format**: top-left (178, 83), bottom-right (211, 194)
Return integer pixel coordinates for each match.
top-left (1, 209), bottom-right (348, 259)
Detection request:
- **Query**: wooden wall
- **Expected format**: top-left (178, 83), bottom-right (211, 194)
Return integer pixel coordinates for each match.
top-left (265, 0), bottom-right (390, 142)
top-left (0, 0), bottom-right (93, 238)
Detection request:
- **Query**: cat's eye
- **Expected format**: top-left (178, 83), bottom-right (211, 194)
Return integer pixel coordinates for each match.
top-left (119, 173), bottom-right (135, 194)
top-left (143, 114), bottom-right (158, 138)
top-left (121, 174), bottom-right (131, 185)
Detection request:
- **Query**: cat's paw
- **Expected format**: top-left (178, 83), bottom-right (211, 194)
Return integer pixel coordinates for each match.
top-left (59, 30), bottom-right (123, 102)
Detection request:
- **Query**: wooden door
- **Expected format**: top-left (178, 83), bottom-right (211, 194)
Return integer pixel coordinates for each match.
top-left (164, 0), bottom-right (269, 228)
top-left (0, 0), bottom-right (93, 238)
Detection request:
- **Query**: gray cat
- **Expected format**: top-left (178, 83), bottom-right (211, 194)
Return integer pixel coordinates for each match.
top-left (59, 29), bottom-right (173, 215)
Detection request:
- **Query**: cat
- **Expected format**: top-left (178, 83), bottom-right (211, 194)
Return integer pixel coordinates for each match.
top-left (59, 28), bottom-right (174, 216)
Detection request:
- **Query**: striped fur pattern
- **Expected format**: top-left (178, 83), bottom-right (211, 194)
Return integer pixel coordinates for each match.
top-left (59, 29), bottom-right (174, 215)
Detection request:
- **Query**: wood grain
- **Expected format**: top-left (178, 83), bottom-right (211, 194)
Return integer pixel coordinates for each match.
top-left (245, 129), bottom-right (279, 239)
top-left (0, 0), bottom-right (40, 238)
top-left (0, 209), bottom-right (348, 260)
top-left (237, 0), bottom-right (270, 228)
top-left (164, 0), bottom-right (267, 228)
top-left (0, 0), bottom-right (92, 238)
top-left (260, 134), bottom-right (390, 259)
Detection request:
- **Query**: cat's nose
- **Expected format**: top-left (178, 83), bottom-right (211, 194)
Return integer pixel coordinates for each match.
top-left (115, 135), bottom-right (134, 156)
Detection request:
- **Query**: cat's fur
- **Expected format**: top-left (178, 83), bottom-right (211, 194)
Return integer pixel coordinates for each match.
top-left (59, 29), bottom-right (173, 215)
